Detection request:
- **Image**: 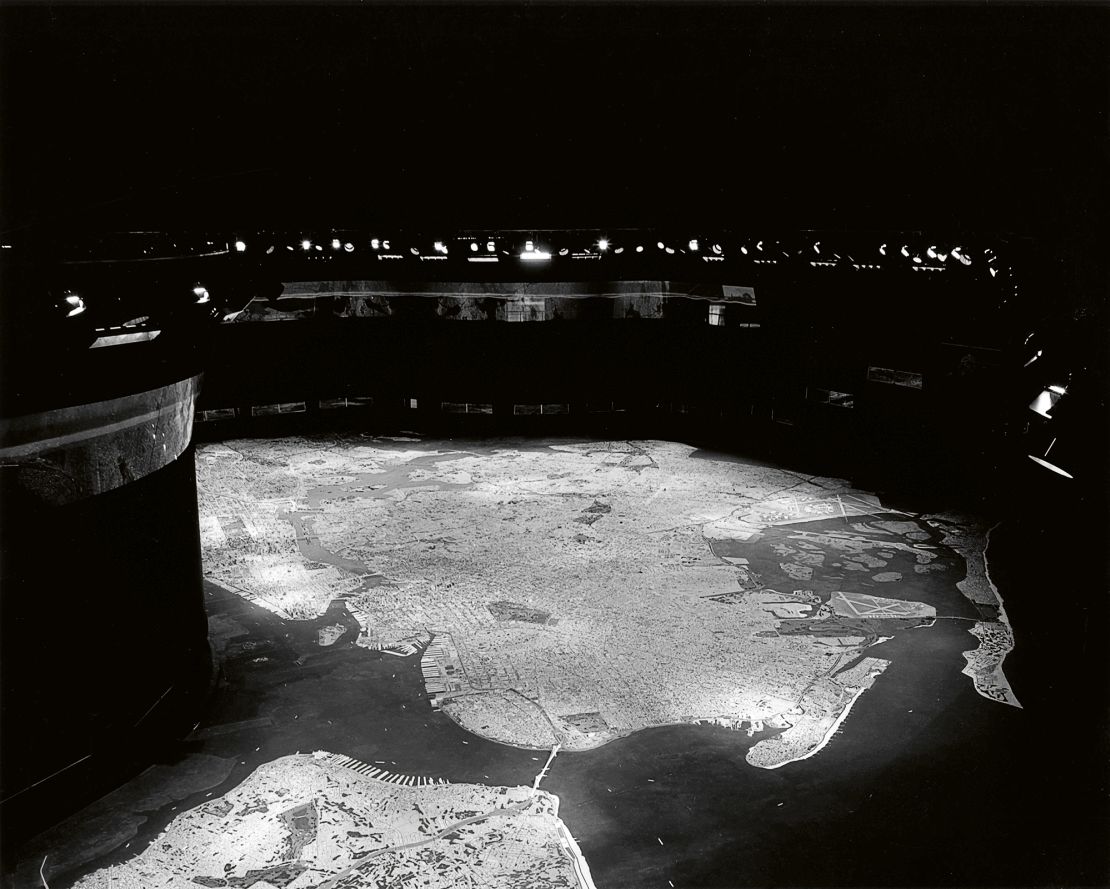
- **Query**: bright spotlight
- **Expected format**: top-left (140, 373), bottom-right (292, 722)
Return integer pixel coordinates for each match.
top-left (927, 245), bottom-right (937, 259)
top-left (301, 240), bottom-right (312, 251)
top-left (635, 245), bottom-right (644, 253)
top-left (62, 292), bottom-right (86, 317)
top-left (487, 241), bottom-right (495, 252)
top-left (331, 238), bottom-right (341, 250)
top-left (434, 241), bottom-right (447, 254)
top-left (1029, 385), bottom-right (1067, 418)
top-left (193, 284), bottom-right (210, 304)
top-left (371, 239), bottom-right (381, 250)
top-left (525, 240), bottom-right (534, 252)
top-left (689, 239), bottom-right (699, 251)
top-left (470, 242), bottom-right (479, 252)
top-left (1028, 438), bottom-right (1074, 479)
top-left (657, 242), bottom-right (665, 250)
top-left (234, 240), bottom-right (247, 252)
top-left (598, 238), bottom-right (609, 251)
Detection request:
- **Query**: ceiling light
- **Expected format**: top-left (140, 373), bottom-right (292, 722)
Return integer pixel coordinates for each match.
top-left (901, 245), bottom-right (910, 257)
top-left (344, 242), bottom-right (355, 252)
top-left (193, 284), bottom-right (210, 304)
top-left (879, 244), bottom-right (887, 256)
top-left (234, 240), bottom-right (247, 252)
top-left (332, 238), bottom-right (341, 250)
top-left (301, 240), bottom-right (312, 251)
top-left (688, 239), bottom-right (699, 251)
top-left (598, 238), bottom-right (609, 251)
top-left (371, 239), bottom-right (381, 249)
top-left (62, 292), bottom-right (86, 317)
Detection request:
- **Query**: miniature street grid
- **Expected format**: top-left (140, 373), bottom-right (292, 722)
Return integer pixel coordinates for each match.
top-left (10, 436), bottom-right (1072, 889)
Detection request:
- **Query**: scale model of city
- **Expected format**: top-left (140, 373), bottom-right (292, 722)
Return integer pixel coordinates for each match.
top-left (80, 437), bottom-right (1020, 888)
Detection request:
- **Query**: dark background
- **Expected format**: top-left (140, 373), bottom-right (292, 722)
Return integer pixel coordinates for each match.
top-left (1, 2), bottom-right (1107, 237)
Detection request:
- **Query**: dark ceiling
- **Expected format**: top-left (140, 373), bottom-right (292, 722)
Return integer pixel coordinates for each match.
top-left (1, 2), bottom-right (1107, 236)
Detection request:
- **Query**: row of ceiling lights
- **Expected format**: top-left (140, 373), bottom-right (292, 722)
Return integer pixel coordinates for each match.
top-left (234, 235), bottom-right (996, 270)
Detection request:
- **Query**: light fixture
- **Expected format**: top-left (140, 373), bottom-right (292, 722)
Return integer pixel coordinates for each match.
top-left (371, 238), bottom-right (381, 249)
top-left (234, 240), bottom-right (247, 252)
top-left (193, 284), bottom-right (210, 304)
top-left (382, 240), bottom-right (390, 250)
top-left (487, 241), bottom-right (495, 252)
top-left (688, 239), bottom-right (699, 251)
top-left (470, 242), bottom-right (479, 252)
top-left (434, 241), bottom-right (447, 254)
top-left (598, 238), bottom-right (609, 251)
top-left (879, 244), bottom-right (887, 256)
top-left (614, 247), bottom-right (624, 254)
top-left (525, 240), bottom-right (534, 252)
top-left (332, 238), bottom-right (342, 250)
top-left (927, 245), bottom-right (937, 259)
top-left (410, 247), bottom-right (420, 255)
top-left (990, 267), bottom-right (998, 278)
top-left (558, 248), bottom-right (569, 256)
top-left (636, 245), bottom-right (644, 253)
top-left (266, 245), bottom-right (275, 254)
top-left (62, 292), bottom-right (85, 318)
top-left (1027, 435), bottom-right (1075, 479)
top-left (755, 241), bottom-right (763, 252)
top-left (301, 239), bottom-right (312, 251)
top-left (1029, 383), bottom-right (1068, 419)
top-left (740, 245), bottom-right (748, 255)
top-left (665, 247), bottom-right (675, 254)
top-left (657, 241), bottom-right (665, 250)
top-left (711, 244), bottom-right (722, 255)
top-left (900, 245), bottom-right (910, 258)
top-left (344, 242), bottom-right (355, 252)
top-left (813, 241), bottom-right (821, 254)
